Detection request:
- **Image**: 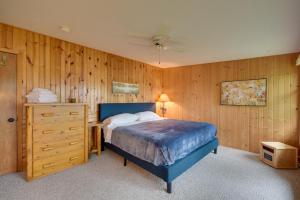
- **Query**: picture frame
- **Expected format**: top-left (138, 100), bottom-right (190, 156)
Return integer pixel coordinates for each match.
top-left (220, 78), bottom-right (267, 106)
top-left (112, 81), bottom-right (139, 94)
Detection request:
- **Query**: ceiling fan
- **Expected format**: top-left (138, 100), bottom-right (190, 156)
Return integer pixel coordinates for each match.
top-left (129, 33), bottom-right (184, 65)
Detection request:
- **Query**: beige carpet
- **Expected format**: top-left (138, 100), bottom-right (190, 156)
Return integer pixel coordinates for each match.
top-left (0, 146), bottom-right (300, 200)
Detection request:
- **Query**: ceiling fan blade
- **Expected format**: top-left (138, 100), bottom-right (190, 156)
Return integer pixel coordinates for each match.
top-left (129, 42), bottom-right (153, 48)
top-left (155, 24), bottom-right (171, 36)
top-left (127, 33), bottom-right (152, 40)
top-left (164, 46), bottom-right (185, 53)
top-left (128, 25), bottom-right (171, 41)
top-left (172, 48), bottom-right (185, 53)
top-left (168, 39), bottom-right (184, 46)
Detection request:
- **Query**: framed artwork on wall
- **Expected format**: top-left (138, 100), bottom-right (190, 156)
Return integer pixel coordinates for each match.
top-left (220, 78), bottom-right (267, 106)
top-left (112, 81), bottom-right (139, 94)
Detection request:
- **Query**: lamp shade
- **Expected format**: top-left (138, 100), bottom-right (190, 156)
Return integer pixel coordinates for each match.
top-left (296, 54), bottom-right (300, 66)
top-left (159, 93), bottom-right (170, 102)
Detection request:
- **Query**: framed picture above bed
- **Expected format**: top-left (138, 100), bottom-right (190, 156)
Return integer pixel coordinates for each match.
top-left (112, 81), bottom-right (139, 94)
top-left (220, 78), bottom-right (267, 106)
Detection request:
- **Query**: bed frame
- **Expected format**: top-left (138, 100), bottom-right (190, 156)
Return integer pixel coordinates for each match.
top-left (99, 103), bottom-right (219, 193)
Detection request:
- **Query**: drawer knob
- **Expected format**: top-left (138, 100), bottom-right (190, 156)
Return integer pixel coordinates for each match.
top-left (43, 130), bottom-right (55, 134)
top-left (70, 112), bottom-right (79, 115)
top-left (69, 127), bottom-right (78, 131)
top-left (42, 147), bottom-right (54, 151)
top-left (69, 156), bottom-right (79, 161)
top-left (8, 117), bottom-right (15, 123)
top-left (41, 113), bottom-right (55, 117)
top-left (69, 141), bottom-right (79, 145)
top-left (43, 162), bottom-right (56, 169)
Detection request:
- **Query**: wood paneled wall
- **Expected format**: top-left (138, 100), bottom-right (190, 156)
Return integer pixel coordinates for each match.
top-left (1, 22), bottom-right (299, 169)
top-left (0, 23), bottom-right (163, 169)
top-left (163, 53), bottom-right (299, 153)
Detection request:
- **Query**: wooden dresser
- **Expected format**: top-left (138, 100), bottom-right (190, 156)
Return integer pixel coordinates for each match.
top-left (25, 103), bottom-right (88, 181)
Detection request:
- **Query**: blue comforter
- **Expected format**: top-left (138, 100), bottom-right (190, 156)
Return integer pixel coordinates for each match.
top-left (111, 119), bottom-right (217, 166)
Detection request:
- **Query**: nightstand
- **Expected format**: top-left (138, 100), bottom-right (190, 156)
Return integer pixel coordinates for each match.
top-left (88, 122), bottom-right (103, 157)
top-left (260, 142), bottom-right (298, 169)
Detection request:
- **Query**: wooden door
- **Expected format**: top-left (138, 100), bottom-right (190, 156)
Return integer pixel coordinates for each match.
top-left (0, 52), bottom-right (17, 175)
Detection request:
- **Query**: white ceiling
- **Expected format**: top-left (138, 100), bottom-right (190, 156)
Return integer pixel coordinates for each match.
top-left (1, 0), bottom-right (300, 68)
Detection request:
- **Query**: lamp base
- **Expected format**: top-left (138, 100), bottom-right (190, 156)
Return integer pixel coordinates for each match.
top-left (161, 107), bottom-right (167, 117)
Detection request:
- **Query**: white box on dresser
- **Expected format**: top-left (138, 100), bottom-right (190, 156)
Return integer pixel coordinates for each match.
top-left (25, 103), bottom-right (88, 181)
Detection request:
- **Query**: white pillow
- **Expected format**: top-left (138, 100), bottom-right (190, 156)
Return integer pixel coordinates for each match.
top-left (135, 111), bottom-right (161, 121)
top-left (103, 113), bottom-right (139, 125)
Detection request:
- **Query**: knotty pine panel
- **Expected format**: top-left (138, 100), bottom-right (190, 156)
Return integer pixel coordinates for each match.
top-left (0, 23), bottom-right (163, 169)
top-left (163, 53), bottom-right (299, 153)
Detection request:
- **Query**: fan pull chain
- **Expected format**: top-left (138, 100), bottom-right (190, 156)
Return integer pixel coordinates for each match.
top-left (159, 46), bottom-right (161, 65)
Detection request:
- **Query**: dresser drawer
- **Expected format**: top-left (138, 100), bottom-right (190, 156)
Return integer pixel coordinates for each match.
top-left (33, 105), bottom-right (84, 123)
top-left (32, 122), bottom-right (84, 142)
top-left (33, 150), bottom-right (84, 178)
top-left (33, 137), bottom-right (84, 160)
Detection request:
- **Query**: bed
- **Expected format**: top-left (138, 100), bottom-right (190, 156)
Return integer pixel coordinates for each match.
top-left (99, 103), bottom-right (218, 193)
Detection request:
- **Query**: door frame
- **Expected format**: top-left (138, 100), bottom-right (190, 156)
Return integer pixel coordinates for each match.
top-left (0, 47), bottom-right (24, 172)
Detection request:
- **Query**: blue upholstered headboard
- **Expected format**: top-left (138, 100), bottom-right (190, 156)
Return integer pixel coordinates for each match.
top-left (98, 103), bottom-right (156, 122)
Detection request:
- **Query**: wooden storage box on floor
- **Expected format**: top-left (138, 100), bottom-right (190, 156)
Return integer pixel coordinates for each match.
top-left (25, 103), bottom-right (89, 181)
top-left (260, 142), bottom-right (298, 169)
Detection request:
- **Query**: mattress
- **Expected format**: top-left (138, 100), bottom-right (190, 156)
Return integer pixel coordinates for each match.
top-left (110, 119), bottom-right (217, 166)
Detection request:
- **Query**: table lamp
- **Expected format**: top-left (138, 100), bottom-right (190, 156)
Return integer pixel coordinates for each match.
top-left (159, 93), bottom-right (170, 117)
